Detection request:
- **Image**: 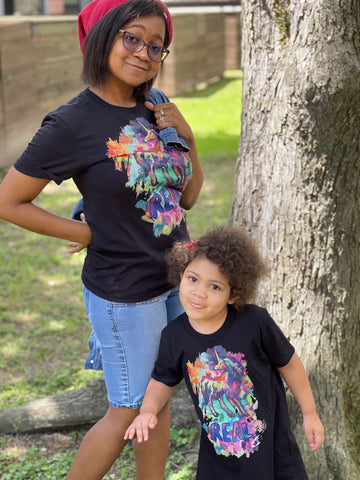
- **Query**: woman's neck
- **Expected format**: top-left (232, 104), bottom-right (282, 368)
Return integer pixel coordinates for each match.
top-left (90, 84), bottom-right (137, 107)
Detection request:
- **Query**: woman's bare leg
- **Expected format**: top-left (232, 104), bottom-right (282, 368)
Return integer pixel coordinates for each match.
top-left (66, 405), bottom-right (138, 480)
top-left (66, 403), bottom-right (170, 480)
top-left (133, 402), bottom-right (171, 480)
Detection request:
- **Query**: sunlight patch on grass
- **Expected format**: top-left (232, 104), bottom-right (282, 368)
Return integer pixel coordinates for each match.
top-left (37, 273), bottom-right (67, 288)
top-left (2, 444), bottom-right (24, 458)
top-left (71, 369), bottom-right (103, 384)
top-left (15, 310), bottom-right (40, 325)
top-left (68, 250), bottom-right (87, 265)
top-left (47, 320), bottom-right (67, 331)
top-left (2, 342), bottom-right (19, 359)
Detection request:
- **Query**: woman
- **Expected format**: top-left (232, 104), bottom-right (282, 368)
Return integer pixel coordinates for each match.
top-left (0, 0), bottom-right (203, 478)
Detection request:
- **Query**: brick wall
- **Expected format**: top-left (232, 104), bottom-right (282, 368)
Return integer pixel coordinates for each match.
top-left (0, 16), bottom-right (83, 167)
top-left (158, 12), bottom-right (226, 96)
top-left (0, 9), bottom-right (240, 168)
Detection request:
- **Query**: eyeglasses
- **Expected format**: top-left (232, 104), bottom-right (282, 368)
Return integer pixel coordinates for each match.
top-left (118, 30), bottom-right (170, 63)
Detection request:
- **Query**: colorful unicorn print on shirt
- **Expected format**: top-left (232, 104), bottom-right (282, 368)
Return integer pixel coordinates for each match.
top-left (187, 345), bottom-right (266, 458)
top-left (106, 117), bottom-right (192, 237)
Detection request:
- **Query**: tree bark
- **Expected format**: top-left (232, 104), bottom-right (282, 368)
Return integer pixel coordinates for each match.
top-left (231, 1), bottom-right (360, 479)
top-left (0, 379), bottom-right (195, 434)
top-left (0, 378), bottom-right (108, 434)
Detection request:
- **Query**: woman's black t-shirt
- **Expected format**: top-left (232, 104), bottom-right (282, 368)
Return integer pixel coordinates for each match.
top-left (14, 88), bottom-right (191, 302)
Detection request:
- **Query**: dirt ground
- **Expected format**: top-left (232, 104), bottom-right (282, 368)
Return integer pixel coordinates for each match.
top-left (1, 426), bottom-right (89, 457)
top-left (0, 424), bottom-right (200, 479)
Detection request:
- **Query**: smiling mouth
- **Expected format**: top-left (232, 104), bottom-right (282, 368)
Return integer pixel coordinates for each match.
top-left (126, 62), bottom-right (148, 71)
top-left (190, 301), bottom-right (205, 310)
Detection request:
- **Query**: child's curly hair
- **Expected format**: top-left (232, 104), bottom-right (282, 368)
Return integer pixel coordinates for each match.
top-left (166, 225), bottom-right (267, 310)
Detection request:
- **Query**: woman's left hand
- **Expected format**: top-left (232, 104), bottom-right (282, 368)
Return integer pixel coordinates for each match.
top-left (67, 213), bottom-right (90, 254)
top-left (145, 101), bottom-right (194, 145)
top-left (145, 101), bottom-right (203, 210)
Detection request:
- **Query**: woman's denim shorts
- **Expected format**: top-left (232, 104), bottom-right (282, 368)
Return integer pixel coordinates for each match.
top-left (83, 285), bottom-right (183, 409)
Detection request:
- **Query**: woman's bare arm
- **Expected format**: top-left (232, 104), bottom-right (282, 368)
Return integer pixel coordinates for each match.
top-left (0, 167), bottom-right (92, 248)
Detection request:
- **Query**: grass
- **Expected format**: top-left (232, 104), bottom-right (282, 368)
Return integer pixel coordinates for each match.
top-left (0, 426), bottom-right (199, 480)
top-left (0, 70), bottom-right (242, 478)
top-left (174, 70), bottom-right (243, 238)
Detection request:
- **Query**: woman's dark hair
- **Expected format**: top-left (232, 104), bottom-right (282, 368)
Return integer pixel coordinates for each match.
top-left (166, 225), bottom-right (267, 310)
top-left (81, 0), bottom-right (170, 102)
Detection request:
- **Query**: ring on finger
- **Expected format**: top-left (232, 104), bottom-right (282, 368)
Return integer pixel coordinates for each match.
top-left (160, 108), bottom-right (165, 115)
top-left (160, 116), bottom-right (164, 123)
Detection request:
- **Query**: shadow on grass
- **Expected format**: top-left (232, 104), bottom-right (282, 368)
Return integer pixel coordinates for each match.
top-left (177, 71), bottom-right (243, 99)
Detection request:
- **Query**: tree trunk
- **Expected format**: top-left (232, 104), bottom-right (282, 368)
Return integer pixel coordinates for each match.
top-left (231, 1), bottom-right (360, 479)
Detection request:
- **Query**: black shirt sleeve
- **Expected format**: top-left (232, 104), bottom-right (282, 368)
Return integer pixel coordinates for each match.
top-left (15, 113), bottom-right (83, 185)
top-left (152, 319), bottom-right (185, 386)
top-left (259, 308), bottom-right (295, 367)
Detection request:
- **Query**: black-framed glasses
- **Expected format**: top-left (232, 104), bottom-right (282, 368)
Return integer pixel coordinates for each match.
top-left (118, 30), bottom-right (170, 63)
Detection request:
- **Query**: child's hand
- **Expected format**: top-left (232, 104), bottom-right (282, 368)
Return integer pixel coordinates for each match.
top-left (124, 412), bottom-right (158, 443)
top-left (303, 412), bottom-right (324, 451)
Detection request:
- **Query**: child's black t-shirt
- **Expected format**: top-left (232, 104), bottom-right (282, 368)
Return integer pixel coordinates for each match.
top-left (14, 89), bottom-right (191, 302)
top-left (152, 305), bottom-right (308, 480)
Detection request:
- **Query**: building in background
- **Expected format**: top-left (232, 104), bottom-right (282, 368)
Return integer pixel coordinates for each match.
top-left (0, 0), bottom-right (88, 15)
top-left (0, 0), bottom-right (239, 16)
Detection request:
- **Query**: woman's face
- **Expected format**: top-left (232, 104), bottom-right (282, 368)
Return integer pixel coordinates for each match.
top-left (107, 15), bottom-right (166, 90)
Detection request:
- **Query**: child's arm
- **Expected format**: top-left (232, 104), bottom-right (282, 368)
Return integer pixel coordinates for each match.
top-left (124, 378), bottom-right (176, 443)
top-left (277, 352), bottom-right (324, 451)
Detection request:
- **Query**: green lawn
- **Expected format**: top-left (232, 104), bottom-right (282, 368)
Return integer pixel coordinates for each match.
top-left (175, 70), bottom-right (243, 238)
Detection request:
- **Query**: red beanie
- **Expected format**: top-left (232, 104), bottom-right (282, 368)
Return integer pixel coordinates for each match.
top-left (78, 0), bottom-right (173, 53)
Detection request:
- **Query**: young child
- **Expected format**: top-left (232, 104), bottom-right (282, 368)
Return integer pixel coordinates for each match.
top-left (124, 225), bottom-right (324, 479)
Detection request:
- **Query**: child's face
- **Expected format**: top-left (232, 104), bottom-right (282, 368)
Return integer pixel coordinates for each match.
top-left (179, 257), bottom-right (235, 327)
